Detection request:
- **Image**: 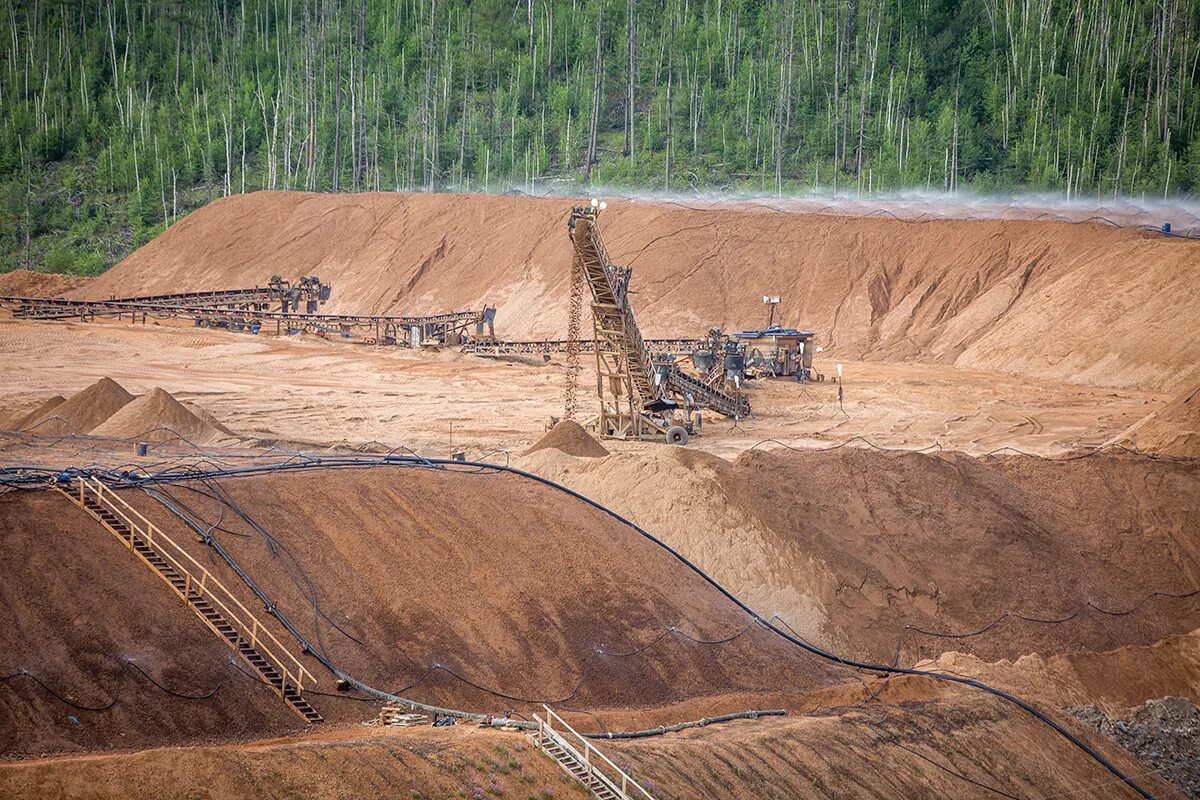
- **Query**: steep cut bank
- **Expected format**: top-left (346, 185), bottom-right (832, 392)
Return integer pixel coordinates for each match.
top-left (78, 191), bottom-right (1200, 391)
top-left (518, 446), bottom-right (1200, 664)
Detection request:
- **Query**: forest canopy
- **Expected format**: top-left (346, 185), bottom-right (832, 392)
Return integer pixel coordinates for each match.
top-left (2, 0), bottom-right (1198, 274)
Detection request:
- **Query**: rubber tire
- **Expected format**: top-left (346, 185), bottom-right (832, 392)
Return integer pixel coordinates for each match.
top-left (665, 426), bottom-right (690, 446)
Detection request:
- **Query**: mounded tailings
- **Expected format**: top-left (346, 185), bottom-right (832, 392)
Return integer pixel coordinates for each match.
top-left (24, 378), bottom-right (134, 435)
top-left (524, 419), bottom-right (609, 458)
top-left (90, 387), bottom-right (225, 444)
top-left (76, 191), bottom-right (1200, 391)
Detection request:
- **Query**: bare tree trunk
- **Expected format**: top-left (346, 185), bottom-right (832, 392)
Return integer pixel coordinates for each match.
top-left (332, 5), bottom-right (342, 192)
top-left (626, 0), bottom-right (636, 157)
top-left (585, 2), bottom-right (604, 179)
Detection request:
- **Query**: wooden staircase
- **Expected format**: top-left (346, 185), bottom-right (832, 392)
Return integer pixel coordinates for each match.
top-left (61, 476), bottom-right (321, 723)
top-left (531, 705), bottom-right (657, 800)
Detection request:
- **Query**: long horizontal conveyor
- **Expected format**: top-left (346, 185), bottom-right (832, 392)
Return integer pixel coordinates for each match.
top-left (461, 337), bottom-right (711, 356)
top-left (0, 295), bottom-right (487, 329)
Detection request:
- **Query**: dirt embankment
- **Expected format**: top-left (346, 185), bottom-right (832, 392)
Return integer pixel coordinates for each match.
top-left (518, 446), bottom-right (1200, 665)
top-left (0, 492), bottom-right (301, 758)
top-left (600, 694), bottom-right (1181, 800)
top-left (0, 728), bottom-right (590, 800)
top-left (0, 270), bottom-right (90, 297)
top-left (76, 191), bottom-right (1200, 392)
top-left (124, 467), bottom-right (845, 720)
top-left (1, 465), bottom-right (852, 757)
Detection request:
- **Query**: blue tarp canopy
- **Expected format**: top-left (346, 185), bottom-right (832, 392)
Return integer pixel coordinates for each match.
top-left (732, 324), bottom-right (816, 339)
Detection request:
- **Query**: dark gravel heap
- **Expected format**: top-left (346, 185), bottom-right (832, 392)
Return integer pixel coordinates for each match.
top-left (1069, 697), bottom-right (1200, 798)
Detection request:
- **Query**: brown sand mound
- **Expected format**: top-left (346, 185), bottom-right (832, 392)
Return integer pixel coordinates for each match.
top-left (519, 446), bottom-right (1200, 665)
top-left (524, 419), bottom-right (608, 457)
top-left (91, 388), bottom-right (222, 444)
top-left (76, 191), bottom-right (1200, 391)
top-left (1112, 382), bottom-right (1200, 457)
top-left (24, 378), bottom-right (134, 434)
top-left (0, 269), bottom-right (90, 297)
top-left (0, 395), bottom-right (65, 431)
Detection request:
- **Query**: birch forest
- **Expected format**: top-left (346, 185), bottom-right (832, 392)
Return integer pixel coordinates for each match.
top-left (3, 0), bottom-right (1199, 274)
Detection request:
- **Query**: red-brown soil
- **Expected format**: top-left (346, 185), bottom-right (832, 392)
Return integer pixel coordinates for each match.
top-left (0, 270), bottom-right (90, 298)
top-left (0, 726), bottom-right (590, 800)
top-left (525, 419), bottom-right (610, 457)
top-left (0, 492), bottom-right (301, 758)
top-left (75, 191), bottom-right (1200, 392)
top-left (121, 467), bottom-right (846, 722)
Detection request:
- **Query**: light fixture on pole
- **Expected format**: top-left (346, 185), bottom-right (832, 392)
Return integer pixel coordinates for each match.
top-left (762, 295), bottom-right (781, 328)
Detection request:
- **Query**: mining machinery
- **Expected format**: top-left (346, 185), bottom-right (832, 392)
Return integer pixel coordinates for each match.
top-left (567, 201), bottom-right (749, 444)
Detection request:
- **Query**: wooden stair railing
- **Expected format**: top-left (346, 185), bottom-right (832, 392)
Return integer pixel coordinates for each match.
top-left (531, 705), bottom-right (657, 800)
top-left (60, 476), bottom-right (322, 723)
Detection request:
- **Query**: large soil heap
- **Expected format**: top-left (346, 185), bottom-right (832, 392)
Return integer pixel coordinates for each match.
top-left (520, 445), bottom-right (1200, 664)
top-left (0, 465), bottom-right (847, 756)
top-left (76, 191), bottom-right (1200, 391)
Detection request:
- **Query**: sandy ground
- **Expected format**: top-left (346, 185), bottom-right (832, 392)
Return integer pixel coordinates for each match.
top-left (0, 315), bottom-right (1164, 460)
top-left (3, 190), bottom-right (1199, 799)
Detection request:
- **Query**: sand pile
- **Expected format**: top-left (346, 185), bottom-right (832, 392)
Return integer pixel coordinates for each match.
top-left (90, 388), bottom-right (224, 444)
top-left (1113, 382), bottom-right (1200, 457)
top-left (0, 395), bottom-right (64, 430)
top-left (524, 419), bottom-right (609, 457)
top-left (519, 445), bottom-right (1200, 665)
top-left (0, 269), bottom-right (90, 297)
top-left (75, 191), bottom-right (1200, 392)
top-left (23, 377), bottom-right (133, 434)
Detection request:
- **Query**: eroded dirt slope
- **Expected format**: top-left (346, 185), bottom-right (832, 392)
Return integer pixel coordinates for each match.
top-left (123, 466), bottom-right (846, 727)
top-left (77, 191), bottom-right (1200, 391)
top-left (518, 447), bottom-right (1200, 664)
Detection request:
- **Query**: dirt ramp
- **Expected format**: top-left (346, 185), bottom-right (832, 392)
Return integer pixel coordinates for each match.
top-left (1112, 381), bottom-right (1200, 457)
top-left (78, 191), bottom-right (1200, 392)
top-left (24, 377), bottom-right (133, 435)
top-left (90, 387), bottom-right (225, 444)
top-left (525, 420), bottom-right (609, 457)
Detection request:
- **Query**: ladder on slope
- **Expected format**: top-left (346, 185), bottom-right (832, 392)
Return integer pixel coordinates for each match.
top-left (59, 476), bottom-right (322, 723)
top-left (531, 705), bottom-right (657, 800)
